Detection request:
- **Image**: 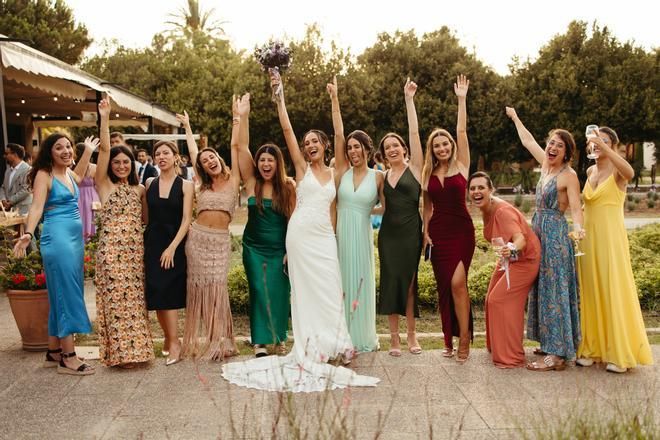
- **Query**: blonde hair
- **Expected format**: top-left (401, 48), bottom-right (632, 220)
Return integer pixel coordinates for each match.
top-left (421, 128), bottom-right (457, 190)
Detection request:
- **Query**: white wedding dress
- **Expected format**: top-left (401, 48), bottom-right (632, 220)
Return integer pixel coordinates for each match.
top-left (221, 165), bottom-right (380, 392)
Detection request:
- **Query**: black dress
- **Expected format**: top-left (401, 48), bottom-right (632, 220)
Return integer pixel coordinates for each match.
top-left (145, 176), bottom-right (187, 310)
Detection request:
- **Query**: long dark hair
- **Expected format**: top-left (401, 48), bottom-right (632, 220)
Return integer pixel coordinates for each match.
top-left (345, 130), bottom-right (374, 164)
top-left (254, 144), bottom-right (295, 218)
top-left (28, 132), bottom-right (73, 187)
top-left (195, 147), bottom-right (230, 191)
top-left (108, 146), bottom-right (139, 185)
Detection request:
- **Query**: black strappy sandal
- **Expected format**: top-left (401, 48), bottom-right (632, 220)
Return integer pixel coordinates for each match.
top-left (57, 352), bottom-right (95, 376)
top-left (43, 348), bottom-right (62, 368)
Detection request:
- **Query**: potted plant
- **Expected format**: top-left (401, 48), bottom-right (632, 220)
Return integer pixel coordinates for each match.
top-left (1, 249), bottom-right (49, 351)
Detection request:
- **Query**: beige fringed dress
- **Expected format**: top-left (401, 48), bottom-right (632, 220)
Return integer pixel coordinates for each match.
top-left (182, 187), bottom-right (238, 360)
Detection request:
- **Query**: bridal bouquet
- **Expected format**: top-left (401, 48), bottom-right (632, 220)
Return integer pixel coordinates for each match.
top-left (254, 41), bottom-right (291, 99)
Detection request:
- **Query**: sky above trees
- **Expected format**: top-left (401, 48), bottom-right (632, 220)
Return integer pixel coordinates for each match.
top-left (65, 0), bottom-right (658, 74)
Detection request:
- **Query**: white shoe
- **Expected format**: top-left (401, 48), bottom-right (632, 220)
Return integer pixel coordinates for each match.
top-left (606, 363), bottom-right (627, 374)
top-left (576, 357), bottom-right (594, 367)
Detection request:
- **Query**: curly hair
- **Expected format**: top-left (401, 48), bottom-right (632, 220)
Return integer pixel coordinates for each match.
top-left (28, 132), bottom-right (73, 187)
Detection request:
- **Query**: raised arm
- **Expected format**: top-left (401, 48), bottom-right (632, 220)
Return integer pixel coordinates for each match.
top-left (454, 75), bottom-right (471, 174)
top-left (13, 171), bottom-right (49, 257)
top-left (591, 132), bottom-right (634, 182)
top-left (72, 136), bottom-right (98, 183)
top-left (234, 94), bottom-right (256, 190)
top-left (271, 70), bottom-right (306, 181)
top-left (95, 99), bottom-right (111, 192)
top-left (505, 107), bottom-right (545, 165)
top-left (327, 76), bottom-right (348, 178)
top-left (404, 78), bottom-right (423, 180)
top-left (176, 111), bottom-right (198, 168)
top-left (228, 95), bottom-right (242, 188)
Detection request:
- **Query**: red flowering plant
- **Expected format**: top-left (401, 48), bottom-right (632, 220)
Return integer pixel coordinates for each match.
top-left (0, 249), bottom-right (47, 291)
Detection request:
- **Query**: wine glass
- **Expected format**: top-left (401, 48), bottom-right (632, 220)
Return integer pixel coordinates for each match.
top-left (491, 237), bottom-right (506, 271)
top-left (585, 125), bottom-right (599, 160)
top-left (568, 226), bottom-right (585, 257)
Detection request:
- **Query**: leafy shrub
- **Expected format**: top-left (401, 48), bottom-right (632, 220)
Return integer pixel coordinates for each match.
top-left (514, 193), bottom-right (523, 207)
top-left (0, 250), bottom-right (46, 290)
top-left (521, 199), bottom-right (532, 213)
top-left (227, 264), bottom-right (250, 314)
top-left (468, 261), bottom-right (495, 306)
top-left (417, 260), bottom-right (437, 310)
top-left (635, 266), bottom-right (660, 311)
top-left (647, 199), bottom-right (656, 209)
top-left (626, 193), bottom-right (633, 202)
top-left (629, 223), bottom-right (660, 255)
top-left (626, 201), bottom-right (636, 211)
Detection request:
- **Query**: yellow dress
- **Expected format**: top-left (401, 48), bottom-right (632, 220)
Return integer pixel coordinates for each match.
top-left (577, 175), bottom-right (653, 368)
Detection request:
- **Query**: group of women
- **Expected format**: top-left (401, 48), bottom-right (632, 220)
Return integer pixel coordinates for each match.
top-left (12, 72), bottom-right (652, 384)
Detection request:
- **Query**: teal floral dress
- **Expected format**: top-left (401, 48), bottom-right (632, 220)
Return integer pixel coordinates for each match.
top-left (526, 167), bottom-right (581, 359)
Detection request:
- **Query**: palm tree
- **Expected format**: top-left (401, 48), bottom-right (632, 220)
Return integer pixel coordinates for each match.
top-left (165, 0), bottom-right (227, 39)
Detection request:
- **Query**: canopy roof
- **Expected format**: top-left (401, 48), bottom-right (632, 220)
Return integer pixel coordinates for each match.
top-left (0, 34), bottom-right (178, 129)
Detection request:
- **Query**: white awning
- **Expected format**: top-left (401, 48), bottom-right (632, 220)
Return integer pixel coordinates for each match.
top-left (1, 34), bottom-right (178, 126)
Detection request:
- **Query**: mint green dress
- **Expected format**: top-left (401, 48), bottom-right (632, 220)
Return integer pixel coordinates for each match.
top-left (337, 168), bottom-right (379, 352)
top-left (242, 197), bottom-right (290, 344)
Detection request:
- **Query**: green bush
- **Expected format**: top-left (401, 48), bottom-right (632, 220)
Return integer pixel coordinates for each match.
top-left (626, 193), bottom-right (634, 202)
top-left (417, 260), bottom-right (437, 310)
top-left (626, 201), bottom-right (636, 211)
top-left (514, 193), bottom-right (523, 207)
top-left (468, 261), bottom-right (496, 306)
top-left (629, 223), bottom-right (660, 255)
top-left (647, 199), bottom-right (656, 209)
top-left (521, 199), bottom-right (532, 213)
top-left (227, 264), bottom-right (250, 314)
top-left (635, 266), bottom-right (660, 311)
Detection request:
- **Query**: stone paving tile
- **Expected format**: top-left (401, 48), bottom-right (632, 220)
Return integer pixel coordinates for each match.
top-left (427, 403), bottom-right (490, 432)
top-left (470, 399), bottom-right (542, 430)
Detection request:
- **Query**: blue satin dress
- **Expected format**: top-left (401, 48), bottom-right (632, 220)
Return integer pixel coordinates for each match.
top-left (40, 174), bottom-right (92, 337)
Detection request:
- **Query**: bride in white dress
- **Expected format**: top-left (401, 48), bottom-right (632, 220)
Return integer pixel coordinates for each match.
top-left (221, 76), bottom-right (379, 392)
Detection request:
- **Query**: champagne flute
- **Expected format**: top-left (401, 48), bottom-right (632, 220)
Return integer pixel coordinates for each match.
top-left (585, 125), bottom-right (599, 160)
top-left (569, 225), bottom-right (585, 257)
top-left (491, 237), bottom-right (506, 271)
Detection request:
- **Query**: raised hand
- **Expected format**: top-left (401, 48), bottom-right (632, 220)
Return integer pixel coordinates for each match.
top-left (237, 93), bottom-right (251, 117)
top-left (269, 68), bottom-right (283, 103)
top-left (98, 98), bottom-right (111, 118)
top-left (454, 74), bottom-right (469, 98)
top-left (327, 75), bottom-right (338, 99)
top-left (175, 110), bottom-right (190, 128)
top-left (505, 106), bottom-right (518, 120)
top-left (404, 77), bottom-right (417, 100)
top-left (83, 136), bottom-right (100, 152)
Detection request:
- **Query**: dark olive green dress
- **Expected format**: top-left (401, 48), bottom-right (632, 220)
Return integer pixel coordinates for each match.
top-left (242, 196), bottom-right (290, 344)
top-left (377, 167), bottom-right (422, 316)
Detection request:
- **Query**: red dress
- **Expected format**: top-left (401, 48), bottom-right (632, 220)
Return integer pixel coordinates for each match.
top-left (427, 174), bottom-right (475, 349)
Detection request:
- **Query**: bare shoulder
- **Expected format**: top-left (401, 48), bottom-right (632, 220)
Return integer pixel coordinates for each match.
top-left (182, 178), bottom-right (195, 193)
top-left (136, 184), bottom-right (146, 196)
top-left (286, 176), bottom-right (297, 189)
top-left (145, 177), bottom-right (156, 190)
top-left (585, 165), bottom-right (595, 177)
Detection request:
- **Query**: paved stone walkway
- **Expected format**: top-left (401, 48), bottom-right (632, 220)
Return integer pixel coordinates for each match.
top-left (1, 287), bottom-right (658, 439)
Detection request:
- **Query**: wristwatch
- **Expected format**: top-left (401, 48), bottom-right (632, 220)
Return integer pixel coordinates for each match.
top-left (506, 242), bottom-right (519, 261)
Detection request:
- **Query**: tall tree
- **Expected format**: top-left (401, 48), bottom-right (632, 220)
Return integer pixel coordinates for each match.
top-left (0, 0), bottom-right (92, 64)
top-left (509, 21), bottom-right (658, 180)
top-left (165, 0), bottom-right (226, 40)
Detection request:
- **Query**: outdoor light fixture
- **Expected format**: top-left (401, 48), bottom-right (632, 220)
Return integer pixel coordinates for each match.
top-left (115, 113), bottom-right (120, 118)
top-left (40, 115), bottom-right (45, 119)
top-left (66, 116), bottom-right (71, 120)
top-left (16, 113), bottom-right (20, 117)
top-left (20, 99), bottom-right (25, 104)
top-left (53, 97), bottom-right (58, 101)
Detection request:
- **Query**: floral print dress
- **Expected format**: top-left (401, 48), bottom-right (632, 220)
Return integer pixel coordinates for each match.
top-left (526, 168), bottom-right (580, 359)
top-left (95, 183), bottom-right (154, 366)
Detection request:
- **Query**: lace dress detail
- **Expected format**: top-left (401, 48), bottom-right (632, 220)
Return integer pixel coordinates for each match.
top-left (196, 186), bottom-right (236, 218)
top-left (95, 184), bottom-right (154, 366)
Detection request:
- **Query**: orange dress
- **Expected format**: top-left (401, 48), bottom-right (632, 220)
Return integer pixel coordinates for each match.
top-left (483, 202), bottom-right (541, 368)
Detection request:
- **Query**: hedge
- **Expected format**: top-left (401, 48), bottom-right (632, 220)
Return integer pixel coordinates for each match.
top-left (227, 223), bottom-right (660, 313)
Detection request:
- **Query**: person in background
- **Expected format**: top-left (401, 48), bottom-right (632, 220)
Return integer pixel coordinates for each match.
top-left (110, 132), bottom-right (124, 147)
top-left (73, 142), bottom-right (100, 241)
top-left (136, 148), bottom-right (159, 185)
top-left (1, 143), bottom-right (33, 215)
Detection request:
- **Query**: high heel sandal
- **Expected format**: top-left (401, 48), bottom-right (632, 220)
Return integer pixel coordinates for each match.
top-left (388, 333), bottom-right (402, 357)
top-left (43, 348), bottom-right (62, 368)
top-left (407, 332), bottom-right (422, 355)
top-left (456, 338), bottom-right (470, 364)
top-left (527, 355), bottom-right (566, 372)
top-left (57, 352), bottom-right (95, 376)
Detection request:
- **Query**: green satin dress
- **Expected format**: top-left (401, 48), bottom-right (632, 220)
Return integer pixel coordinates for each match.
top-left (242, 196), bottom-right (290, 344)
